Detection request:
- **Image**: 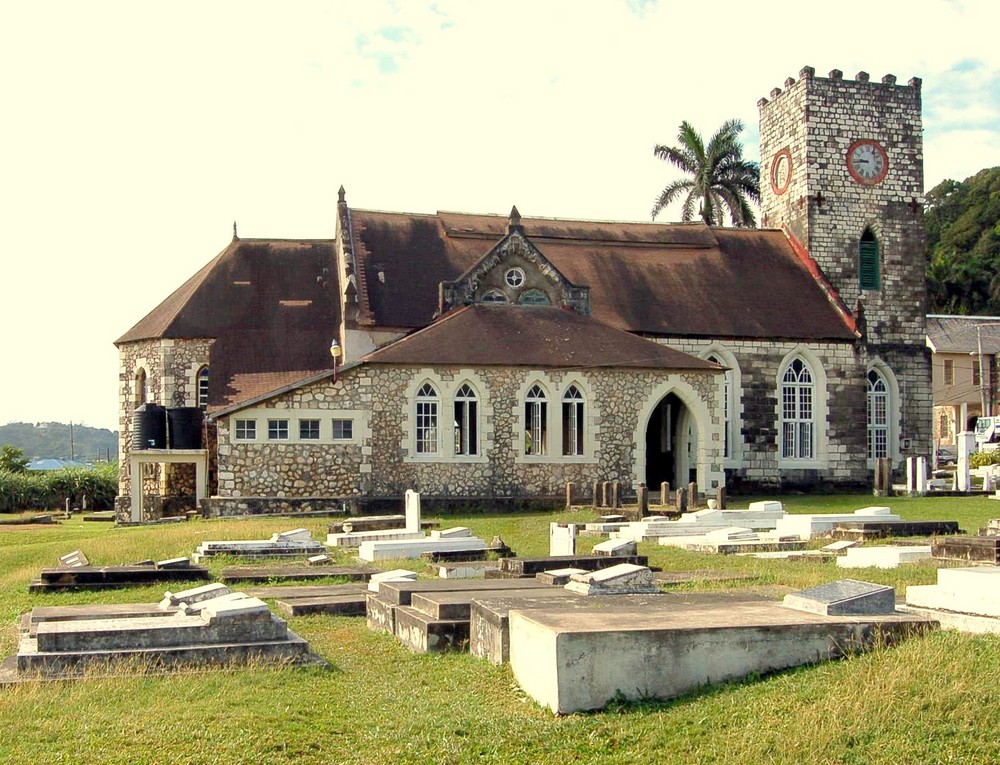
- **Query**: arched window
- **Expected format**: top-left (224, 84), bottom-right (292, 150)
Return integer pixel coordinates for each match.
top-left (867, 369), bottom-right (889, 460)
top-left (707, 354), bottom-right (731, 459)
top-left (518, 289), bottom-right (550, 306)
top-left (859, 228), bottom-right (880, 291)
top-left (197, 366), bottom-right (210, 410)
top-left (525, 384), bottom-right (548, 456)
top-left (135, 369), bottom-right (148, 407)
top-left (453, 383), bottom-right (478, 456)
top-left (415, 383), bottom-right (439, 454)
top-left (481, 289), bottom-right (508, 303)
top-left (781, 358), bottom-right (814, 459)
top-left (562, 385), bottom-right (584, 456)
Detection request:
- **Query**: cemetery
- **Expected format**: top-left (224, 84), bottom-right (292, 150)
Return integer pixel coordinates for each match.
top-left (0, 491), bottom-right (998, 763)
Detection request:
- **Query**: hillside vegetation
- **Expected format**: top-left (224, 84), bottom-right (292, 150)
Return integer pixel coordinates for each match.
top-left (0, 422), bottom-right (117, 462)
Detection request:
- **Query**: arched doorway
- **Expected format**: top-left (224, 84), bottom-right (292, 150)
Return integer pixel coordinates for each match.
top-left (644, 393), bottom-right (698, 489)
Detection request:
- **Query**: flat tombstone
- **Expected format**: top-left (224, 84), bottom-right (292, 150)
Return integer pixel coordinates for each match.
top-left (821, 540), bottom-right (859, 553)
top-left (59, 550), bottom-right (89, 568)
top-left (272, 528), bottom-right (313, 543)
top-left (156, 557), bottom-right (191, 569)
top-left (201, 596), bottom-right (271, 623)
top-left (536, 568), bottom-right (587, 586)
top-left (592, 539), bottom-right (637, 557)
top-left (564, 563), bottom-right (659, 595)
top-left (181, 591), bottom-right (249, 615)
top-left (307, 554), bottom-right (333, 566)
top-left (783, 579), bottom-right (896, 616)
top-left (368, 569), bottom-right (418, 593)
top-left (748, 501), bottom-right (783, 513)
top-left (161, 582), bottom-right (231, 608)
top-left (432, 527), bottom-right (472, 539)
top-left (405, 489), bottom-right (421, 533)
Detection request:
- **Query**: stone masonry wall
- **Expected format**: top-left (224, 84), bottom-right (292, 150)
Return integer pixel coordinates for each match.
top-left (217, 364), bottom-right (723, 500)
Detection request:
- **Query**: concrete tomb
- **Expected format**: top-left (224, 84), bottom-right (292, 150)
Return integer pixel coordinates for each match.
top-left (327, 489), bottom-right (426, 547)
top-left (193, 529), bottom-right (327, 562)
top-left (592, 538), bottom-right (637, 557)
top-left (367, 569), bottom-right (418, 593)
top-left (906, 567), bottom-right (1000, 620)
top-left (932, 535), bottom-right (1000, 565)
top-left (3, 587), bottom-right (325, 680)
top-left (219, 564), bottom-right (380, 585)
top-left (836, 545), bottom-right (933, 569)
top-left (774, 507), bottom-right (901, 540)
top-left (488, 555), bottom-right (650, 579)
top-left (30, 561), bottom-right (211, 593)
top-left (508, 597), bottom-right (935, 713)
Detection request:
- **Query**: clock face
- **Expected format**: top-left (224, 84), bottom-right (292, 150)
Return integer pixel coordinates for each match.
top-left (847, 140), bottom-right (888, 185)
top-left (770, 148), bottom-right (792, 195)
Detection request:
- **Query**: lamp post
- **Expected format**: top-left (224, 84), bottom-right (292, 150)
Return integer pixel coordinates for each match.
top-left (330, 339), bottom-right (342, 383)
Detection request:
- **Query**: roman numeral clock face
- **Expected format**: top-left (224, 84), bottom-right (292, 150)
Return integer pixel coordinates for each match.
top-left (847, 140), bottom-right (888, 185)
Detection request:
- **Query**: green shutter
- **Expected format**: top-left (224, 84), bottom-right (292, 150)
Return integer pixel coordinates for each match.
top-left (859, 237), bottom-right (879, 290)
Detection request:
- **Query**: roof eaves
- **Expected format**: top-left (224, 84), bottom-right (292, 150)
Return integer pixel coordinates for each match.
top-left (208, 361), bottom-right (363, 420)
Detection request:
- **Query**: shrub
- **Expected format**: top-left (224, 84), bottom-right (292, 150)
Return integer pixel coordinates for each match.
top-left (0, 463), bottom-right (117, 513)
top-left (969, 451), bottom-right (1000, 469)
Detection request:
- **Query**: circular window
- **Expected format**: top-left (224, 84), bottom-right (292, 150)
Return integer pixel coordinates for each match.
top-left (505, 268), bottom-right (525, 288)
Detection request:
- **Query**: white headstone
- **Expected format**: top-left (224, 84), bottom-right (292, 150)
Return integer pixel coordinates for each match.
top-left (404, 489), bottom-right (422, 533)
top-left (431, 527), bottom-right (473, 539)
top-left (564, 563), bottom-right (659, 595)
top-left (591, 538), bottom-right (637, 557)
top-left (549, 523), bottom-right (577, 557)
top-left (957, 431), bottom-right (975, 492)
top-left (367, 569), bottom-right (418, 593)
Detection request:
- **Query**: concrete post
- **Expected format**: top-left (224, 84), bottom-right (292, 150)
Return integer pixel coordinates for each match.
top-left (660, 482), bottom-right (669, 507)
top-left (602, 481), bottom-right (612, 508)
top-left (404, 489), bottom-right (421, 533)
top-left (687, 482), bottom-right (698, 509)
top-left (715, 485), bottom-right (726, 510)
top-left (637, 483), bottom-right (649, 517)
top-left (593, 482), bottom-right (602, 508)
top-left (957, 431), bottom-right (975, 492)
top-left (675, 487), bottom-right (687, 514)
top-left (565, 482), bottom-right (573, 510)
top-left (611, 481), bottom-right (620, 509)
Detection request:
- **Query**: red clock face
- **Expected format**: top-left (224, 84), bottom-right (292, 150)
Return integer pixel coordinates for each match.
top-left (847, 140), bottom-right (888, 185)
top-left (770, 148), bottom-right (792, 195)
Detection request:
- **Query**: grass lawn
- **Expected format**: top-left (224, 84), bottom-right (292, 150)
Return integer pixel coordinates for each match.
top-left (0, 494), bottom-right (998, 764)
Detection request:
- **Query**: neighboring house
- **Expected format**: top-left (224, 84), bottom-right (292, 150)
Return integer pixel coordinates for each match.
top-left (114, 66), bottom-right (932, 519)
top-left (926, 315), bottom-right (1000, 445)
top-left (26, 458), bottom-right (88, 471)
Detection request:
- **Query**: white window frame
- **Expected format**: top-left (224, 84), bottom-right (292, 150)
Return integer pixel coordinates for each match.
top-left (332, 418), bottom-right (354, 441)
top-left (775, 347), bottom-right (829, 469)
top-left (299, 418), bottom-right (321, 440)
top-left (524, 383), bottom-right (548, 456)
top-left (561, 385), bottom-right (584, 456)
top-left (235, 419), bottom-right (256, 440)
top-left (415, 382), bottom-right (440, 455)
top-left (268, 418), bottom-right (289, 440)
top-left (781, 358), bottom-right (814, 460)
top-left (867, 369), bottom-right (889, 461)
top-left (453, 383), bottom-right (479, 457)
top-left (197, 366), bottom-right (210, 410)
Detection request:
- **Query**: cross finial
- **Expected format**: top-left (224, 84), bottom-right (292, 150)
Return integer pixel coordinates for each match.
top-left (233, 221), bottom-right (238, 240)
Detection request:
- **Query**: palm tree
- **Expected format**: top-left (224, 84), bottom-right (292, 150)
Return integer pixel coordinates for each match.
top-left (651, 119), bottom-right (760, 227)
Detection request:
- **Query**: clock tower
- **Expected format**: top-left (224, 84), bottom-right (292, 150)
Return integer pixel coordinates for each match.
top-left (759, 66), bottom-right (931, 461)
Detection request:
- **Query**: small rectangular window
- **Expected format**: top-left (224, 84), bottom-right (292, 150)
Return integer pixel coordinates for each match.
top-left (235, 419), bottom-right (256, 440)
top-left (267, 419), bottom-right (289, 440)
top-left (332, 418), bottom-right (353, 440)
top-left (944, 359), bottom-right (954, 385)
top-left (299, 419), bottom-right (320, 440)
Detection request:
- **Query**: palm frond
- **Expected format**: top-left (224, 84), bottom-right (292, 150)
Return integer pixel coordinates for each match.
top-left (651, 179), bottom-right (694, 221)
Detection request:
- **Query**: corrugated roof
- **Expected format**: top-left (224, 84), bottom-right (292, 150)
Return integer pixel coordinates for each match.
top-left (361, 304), bottom-right (722, 370)
top-left (926, 315), bottom-right (1000, 354)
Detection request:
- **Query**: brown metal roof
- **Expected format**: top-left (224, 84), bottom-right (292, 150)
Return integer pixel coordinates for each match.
top-left (361, 304), bottom-right (722, 370)
top-left (116, 238), bottom-right (339, 410)
top-left (349, 209), bottom-right (856, 340)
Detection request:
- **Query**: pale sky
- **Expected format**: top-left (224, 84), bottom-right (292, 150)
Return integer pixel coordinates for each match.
top-left (2, 0), bottom-right (999, 432)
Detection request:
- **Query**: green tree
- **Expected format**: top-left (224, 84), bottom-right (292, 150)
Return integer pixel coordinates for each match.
top-left (651, 119), bottom-right (760, 226)
top-left (0, 445), bottom-right (29, 473)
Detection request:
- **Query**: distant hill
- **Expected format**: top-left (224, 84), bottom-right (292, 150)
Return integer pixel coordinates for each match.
top-left (0, 422), bottom-right (118, 462)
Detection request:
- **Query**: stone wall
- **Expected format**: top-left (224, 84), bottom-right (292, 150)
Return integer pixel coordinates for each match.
top-left (216, 363), bottom-right (723, 500)
top-left (117, 338), bottom-right (213, 498)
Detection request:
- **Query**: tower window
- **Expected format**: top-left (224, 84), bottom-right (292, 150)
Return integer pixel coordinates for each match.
top-left (859, 229), bottom-right (880, 290)
top-left (197, 366), bottom-right (209, 410)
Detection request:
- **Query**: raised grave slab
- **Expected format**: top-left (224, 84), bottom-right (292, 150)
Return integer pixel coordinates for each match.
top-left (488, 555), bottom-right (649, 579)
top-left (275, 593), bottom-right (367, 617)
top-left (327, 529), bottom-right (425, 548)
top-left (358, 536), bottom-right (488, 562)
top-left (394, 607), bottom-right (471, 653)
top-left (508, 600), bottom-right (935, 713)
top-left (429, 561), bottom-right (500, 579)
top-left (367, 569), bottom-right (418, 593)
top-left (472, 591), bottom-right (767, 666)
top-left (219, 564), bottom-right (380, 584)
top-left (30, 564), bottom-right (211, 592)
top-left (836, 546), bottom-right (933, 569)
top-left (244, 583), bottom-right (367, 600)
top-left (774, 507), bottom-right (900, 540)
top-left (536, 568), bottom-right (587, 586)
top-left (906, 567), bottom-right (1000, 618)
top-left (830, 520), bottom-right (961, 541)
top-left (783, 580), bottom-right (896, 616)
top-left (932, 536), bottom-right (1000, 564)
top-left (592, 539), bottom-right (637, 557)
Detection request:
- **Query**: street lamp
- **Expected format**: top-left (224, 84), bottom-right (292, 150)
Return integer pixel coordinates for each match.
top-left (330, 339), bottom-right (342, 383)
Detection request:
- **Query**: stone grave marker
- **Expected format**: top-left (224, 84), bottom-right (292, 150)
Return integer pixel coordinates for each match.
top-left (592, 538), bottom-right (637, 557)
top-left (564, 563), bottom-right (659, 595)
top-left (783, 579), bottom-right (896, 616)
top-left (535, 568), bottom-right (587, 586)
top-left (404, 489), bottom-right (421, 533)
top-left (59, 550), bottom-right (89, 568)
top-left (368, 569), bottom-right (418, 593)
top-left (549, 523), bottom-right (577, 557)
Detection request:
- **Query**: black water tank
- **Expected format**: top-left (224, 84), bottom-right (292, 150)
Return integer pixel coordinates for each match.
top-left (134, 403), bottom-right (167, 450)
top-left (167, 407), bottom-right (204, 449)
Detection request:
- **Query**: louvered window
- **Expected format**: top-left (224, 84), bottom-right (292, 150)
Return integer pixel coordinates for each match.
top-left (859, 229), bottom-right (880, 290)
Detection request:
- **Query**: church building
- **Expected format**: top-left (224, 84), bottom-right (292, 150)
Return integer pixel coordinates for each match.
top-left (114, 66), bottom-right (932, 519)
